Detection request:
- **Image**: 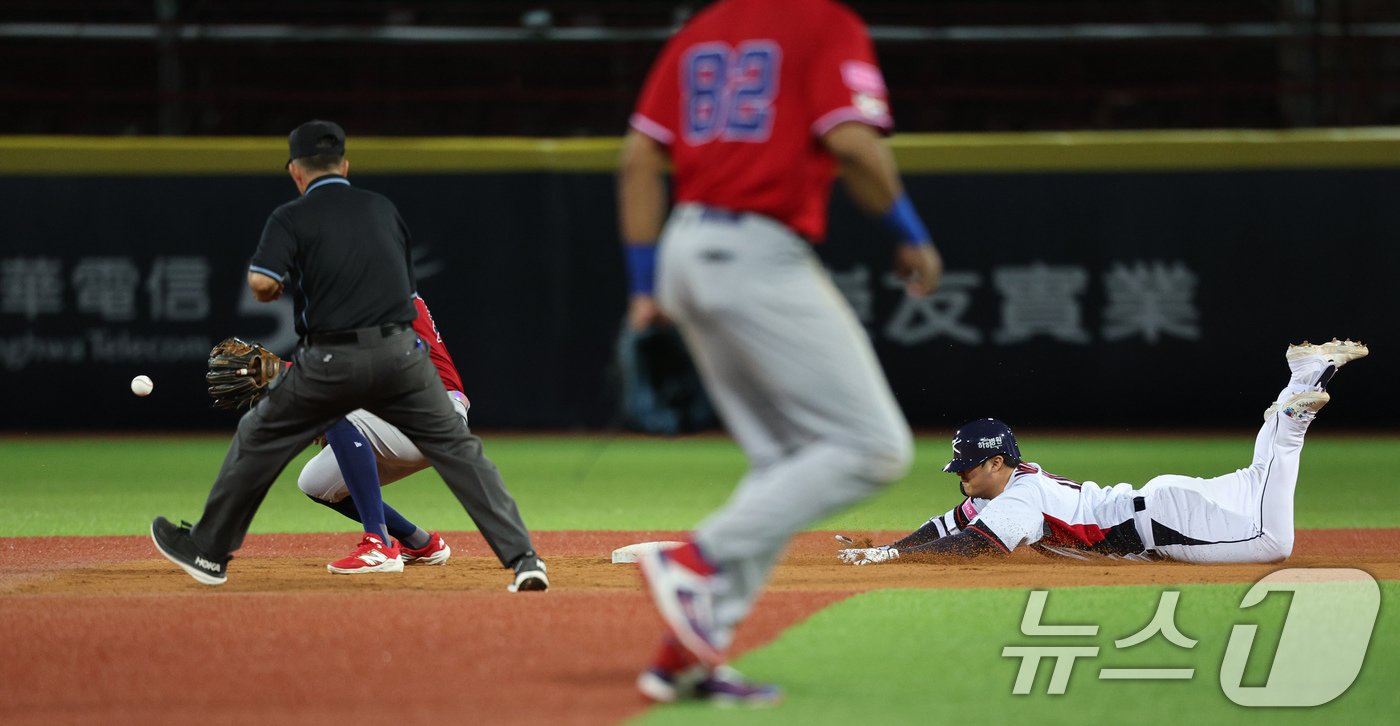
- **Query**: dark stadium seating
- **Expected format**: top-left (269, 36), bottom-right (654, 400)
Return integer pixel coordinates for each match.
top-left (2, 1), bottom-right (1398, 134)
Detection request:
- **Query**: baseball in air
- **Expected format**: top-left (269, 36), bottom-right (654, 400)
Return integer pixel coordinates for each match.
top-left (131, 375), bottom-right (154, 397)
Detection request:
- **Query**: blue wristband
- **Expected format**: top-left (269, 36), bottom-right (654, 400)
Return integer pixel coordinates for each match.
top-left (625, 243), bottom-right (658, 296)
top-left (881, 194), bottom-right (932, 246)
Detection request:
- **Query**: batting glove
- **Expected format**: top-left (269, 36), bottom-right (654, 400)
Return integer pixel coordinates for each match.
top-left (838, 546), bottom-right (900, 566)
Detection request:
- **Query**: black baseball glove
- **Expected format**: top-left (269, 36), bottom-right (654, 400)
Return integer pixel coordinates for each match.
top-left (206, 337), bottom-right (283, 410)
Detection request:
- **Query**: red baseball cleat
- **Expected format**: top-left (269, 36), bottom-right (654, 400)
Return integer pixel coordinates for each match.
top-left (327, 534), bottom-right (404, 574)
top-left (399, 531), bottom-right (452, 566)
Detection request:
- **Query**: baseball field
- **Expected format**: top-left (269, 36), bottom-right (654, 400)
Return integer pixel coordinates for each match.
top-left (2, 432), bottom-right (1397, 725)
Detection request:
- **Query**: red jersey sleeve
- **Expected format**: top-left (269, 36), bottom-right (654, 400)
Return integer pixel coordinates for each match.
top-left (411, 296), bottom-right (467, 400)
top-left (806, 8), bottom-right (892, 138)
top-left (630, 36), bottom-right (682, 146)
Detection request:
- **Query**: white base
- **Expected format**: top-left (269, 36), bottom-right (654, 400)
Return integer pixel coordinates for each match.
top-left (611, 540), bottom-right (686, 564)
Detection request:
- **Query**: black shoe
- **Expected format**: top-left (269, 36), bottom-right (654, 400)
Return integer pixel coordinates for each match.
top-left (508, 550), bottom-right (549, 592)
top-left (150, 516), bottom-right (228, 586)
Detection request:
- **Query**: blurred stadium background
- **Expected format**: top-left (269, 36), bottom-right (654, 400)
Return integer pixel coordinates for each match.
top-left (6, 0), bottom-right (1400, 134)
top-left (2, 1), bottom-right (1397, 432)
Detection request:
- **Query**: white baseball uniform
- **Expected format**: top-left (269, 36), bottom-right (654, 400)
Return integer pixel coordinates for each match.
top-left (922, 389), bottom-right (1313, 564)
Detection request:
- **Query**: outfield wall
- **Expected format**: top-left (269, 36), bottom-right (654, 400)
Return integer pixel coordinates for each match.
top-left (1, 130), bottom-right (1396, 431)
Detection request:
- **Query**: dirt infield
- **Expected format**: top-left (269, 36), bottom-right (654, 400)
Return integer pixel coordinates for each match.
top-left (2, 529), bottom-right (1396, 725)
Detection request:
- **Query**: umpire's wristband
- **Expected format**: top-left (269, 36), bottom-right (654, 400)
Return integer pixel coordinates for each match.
top-left (626, 242), bottom-right (658, 296)
top-left (881, 194), bottom-right (932, 247)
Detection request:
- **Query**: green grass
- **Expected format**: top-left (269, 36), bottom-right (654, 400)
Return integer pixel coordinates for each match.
top-left (3, 433), bottom-right (1397, 724)
top-left (2, 433), bottom-right (1398, 536)
top-left (631, 582), bottom-right (1400, 726)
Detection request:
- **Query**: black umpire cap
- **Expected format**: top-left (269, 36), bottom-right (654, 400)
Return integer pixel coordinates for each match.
top-left (287, 120), bottom-right (346, 165)
top-left (943, 418), bottom-right (1021, 472)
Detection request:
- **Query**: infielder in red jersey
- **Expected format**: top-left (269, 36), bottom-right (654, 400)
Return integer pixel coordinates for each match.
top-left (619, 0), bottom-right (943, 705)
top-left (837, 339), bottom-right (1369, 566)
top-left (297, 294), bottom-right (549, 592)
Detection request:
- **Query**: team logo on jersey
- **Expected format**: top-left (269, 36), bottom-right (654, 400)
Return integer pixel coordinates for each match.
top-left (841, 60), bottom-right (890, 123)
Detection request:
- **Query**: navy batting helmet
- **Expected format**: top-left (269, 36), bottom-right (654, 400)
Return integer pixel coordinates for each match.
top-left (943, 418), bottom-right (1021, 472)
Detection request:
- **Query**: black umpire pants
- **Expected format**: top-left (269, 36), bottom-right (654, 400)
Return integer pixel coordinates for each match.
top-left (189, 325), bottom-right (535, 566)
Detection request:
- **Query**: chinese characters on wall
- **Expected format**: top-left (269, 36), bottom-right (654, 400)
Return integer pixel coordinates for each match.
top-left (6, 256), bottom-right (211, 321)
top-left (828, 260), bottom-right (1201, 346)
top-left (0, 255), bottom-right (215, 371)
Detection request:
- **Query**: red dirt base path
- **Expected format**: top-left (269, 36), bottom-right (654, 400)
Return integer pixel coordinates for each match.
top-left (1, 529), bottom-right (1396, 726)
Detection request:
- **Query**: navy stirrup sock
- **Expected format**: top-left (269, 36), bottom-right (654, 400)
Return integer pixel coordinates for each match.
top-left (307, 494), bottom-right (425, 546)
top-left (324, 419), bottom-right (389, 543)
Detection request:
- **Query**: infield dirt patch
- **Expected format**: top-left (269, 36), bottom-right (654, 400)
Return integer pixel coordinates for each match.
top-left (1, 529), bottom-right (1395, 725)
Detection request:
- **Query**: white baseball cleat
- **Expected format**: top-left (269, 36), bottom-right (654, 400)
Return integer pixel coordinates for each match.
top-left (1265, 338), bottom-right (1367, 420)
top-left (1272, 390), bottom-right (1331, 423)
top-left (1285, 338), bottom-right (1369, 377)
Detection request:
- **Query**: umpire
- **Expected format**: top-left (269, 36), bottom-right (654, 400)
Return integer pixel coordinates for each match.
top-left (152, 120), bottom-right (548, 592)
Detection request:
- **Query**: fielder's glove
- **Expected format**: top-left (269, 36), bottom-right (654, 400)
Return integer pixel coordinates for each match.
top-left (206, 337), bottom-right (283, 410)
top-left (837, 546), bottom-right (900, 566)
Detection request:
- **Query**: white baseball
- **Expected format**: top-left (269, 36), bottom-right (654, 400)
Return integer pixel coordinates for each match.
top-left (131, 375), bottom-right (154, 397)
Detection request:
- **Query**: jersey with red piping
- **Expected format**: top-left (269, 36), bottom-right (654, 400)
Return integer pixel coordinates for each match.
top-left (970, 463), bottom-right (1145, 558)
top-left (920, 496), bottom-right (989, 539)
top-left (411, 294), bottom-right (467, 402)
top-left (630, 0), bottom-right (892, 241)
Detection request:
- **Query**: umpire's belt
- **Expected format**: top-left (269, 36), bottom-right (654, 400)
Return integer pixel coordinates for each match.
top-left (303, 322), bottom-right (411, 347)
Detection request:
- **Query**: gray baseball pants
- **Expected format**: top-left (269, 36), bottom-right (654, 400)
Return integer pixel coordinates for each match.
top-left (657, 204), bottom-right (914, 634)
top-left (190, 325), bottom-right (535, 566)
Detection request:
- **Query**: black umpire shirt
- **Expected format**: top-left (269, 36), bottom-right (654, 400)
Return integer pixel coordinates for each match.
top-left (249, 175), bottom-right (417, 336)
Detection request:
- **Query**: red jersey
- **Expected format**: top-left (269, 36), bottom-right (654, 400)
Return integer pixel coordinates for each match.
top-left (411, 294), bottom-right (467, 401)
top-left (630, 0), bottom-right (892, 241)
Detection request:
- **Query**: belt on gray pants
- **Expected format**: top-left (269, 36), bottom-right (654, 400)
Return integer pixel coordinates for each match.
top-left (698, 205), bottom-right (745, 224)
top-left (679, 203), bottom-right (812, 243)
top-left (302, 322), bottom-right (411, 347)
